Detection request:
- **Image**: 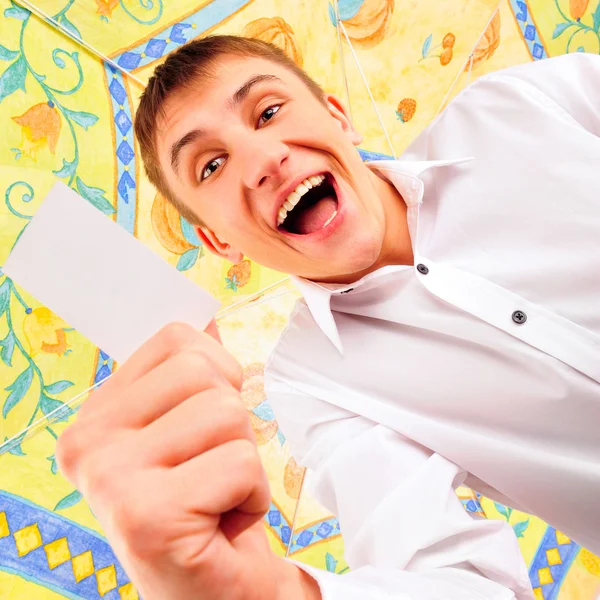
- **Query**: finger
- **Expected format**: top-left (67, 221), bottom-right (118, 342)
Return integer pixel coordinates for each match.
top-left (172, 439), bottom-right (271, 518)
top-left (135, 389), bottom-right (254, 466)
top-left (80, 323), bottom-right (241, 419)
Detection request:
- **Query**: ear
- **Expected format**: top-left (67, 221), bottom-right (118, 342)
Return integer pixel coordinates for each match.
top-left (195, 225), bottom-right (244, 264)
top-left (325, 94), bottom-right (363, 146)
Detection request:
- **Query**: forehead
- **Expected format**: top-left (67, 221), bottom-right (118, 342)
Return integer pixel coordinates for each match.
top-left (156, 55), bottom-right (308, 143)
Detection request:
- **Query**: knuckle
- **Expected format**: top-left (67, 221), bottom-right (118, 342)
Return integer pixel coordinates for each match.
top-left (235, 439), bottom-right (261, 473)
top-left (159, 322), bottom-right (197, 354)
top-left (176, 350), bottom-right (221, 387)
top-left (55, 425), bottom-right (85, 481)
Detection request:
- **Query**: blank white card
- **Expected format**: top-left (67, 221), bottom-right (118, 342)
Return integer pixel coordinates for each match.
top-left (4, 181), bottom-right (220, 364)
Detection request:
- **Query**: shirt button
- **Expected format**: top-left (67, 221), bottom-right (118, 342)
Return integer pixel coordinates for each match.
top-left (512, 310), bottom-right (527, 324)
top-left (416, 263), bottom-right (429, 275)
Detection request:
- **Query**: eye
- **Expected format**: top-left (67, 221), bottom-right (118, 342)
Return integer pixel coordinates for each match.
top-left (201, 156), bottom-right (225, 181)
top-left (258, 104), bottom-right (281, 127)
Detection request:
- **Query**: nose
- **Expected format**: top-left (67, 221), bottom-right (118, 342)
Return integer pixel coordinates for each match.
top-left (239, 135), bottom-right (290, 190)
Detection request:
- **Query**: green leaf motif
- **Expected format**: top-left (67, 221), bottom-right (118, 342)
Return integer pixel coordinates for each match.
top-left (47, 453), bottom-right (58, 474)
top-left (53, 158), bottom-right (77, 179)
top-left (552, 22), bottom-right (573, 38)
top-left (593, 2), bottom-right (600, 31)
top-left (0, 330), bottom-right (16, 367)
top-left (4, 435), bottom-right (26, 456)
top-left (40, 394), bottom-right (74, 422)
top-left (63, 107), bottom-right (98, 130)
top-left (3, 365), bottom-right (34, 418)
top-left (4, 1), bottom-right (29, 20)
top-left (422, 33), bottom-right (433, 58)
top-left (45, 380), bottom-right (74, 394)
top-left (58, 14), bottom-right (81, 39)
top-left (54, 489), bottom-right (82, 511)
top-left (512, 519), bottom-right (530, 538)
top-left (0, 279), bottom-right (10, 316)
top-left (177, 247), bottom-right (199, 271)
top-left (0, 56), bottom-right (27, 103)
top-left (325, 552), bottom-right (338, 573)
top-left (493, 502), bottom-right (512, 520)
top-left (75, 177), bottom-right (115, 215)
top-left (0, 44), bottom-right (18, 61)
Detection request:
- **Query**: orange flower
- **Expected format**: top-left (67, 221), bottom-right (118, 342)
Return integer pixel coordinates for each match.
top-left (440, 47), bottom-right (453, 66)
top-left (396, 98), bottom-right (416, 123)
top-left (23, 307), bottom-right (70, 356)
top-left (12, 102), bottom-right (61, 159)
top-left (284, 457), bottom-right (306, 499)
top-left (570, 0), bottom-right (590, 20)
top-left (242, 17), bottom-right (303, 66)
top-left (343, 0), bottom-right (395, 49)
top-left (95, 0), bottom-right (119, 18)
top-left (227, 260), bottom-right (252, 288)
top-left (241, 363), bottom-right (279, 445)
top-left (151, 193), bottom-right (195, 255)
top-left (442, 33), bottom-right (456, 49)
top-left (467, 10), bottom-right (501, 71)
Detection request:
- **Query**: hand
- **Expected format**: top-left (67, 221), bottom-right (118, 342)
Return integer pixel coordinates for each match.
top-left (56, 322), bottom-right (319, 600)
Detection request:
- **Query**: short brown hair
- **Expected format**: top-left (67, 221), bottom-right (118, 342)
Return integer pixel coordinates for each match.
top-left (134, 35), bottom-right (326, 225)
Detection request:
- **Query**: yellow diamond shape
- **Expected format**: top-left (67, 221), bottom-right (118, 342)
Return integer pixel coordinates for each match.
top-left (72, 550), bottom-right (95, 583)
top-left (119, 583), bottom-right (139, 600)
top-left (96, 564), bottom-right (118, 597)
top-left (538, 567), bottom-right (553, 586)
top-left (533, 588), bottom-right (544, 600)
top-left (546, 547), bottom-right (562, 566)
top-left (0, 512), bottom-right (9, 538)
top-left (556, 531), bottom-right (571, 545)
top-left (14, 523), bottom-right (42, 557)
top-left (44, 537), bottom-right (71, 569)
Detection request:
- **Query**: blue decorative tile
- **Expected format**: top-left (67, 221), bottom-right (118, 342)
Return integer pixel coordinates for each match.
top-left (532, 43), bottom-right (544, 59)
top-left (145, 38), bottom-right (167, 58)
top-left (524, 24), bottom-right (536, 40)
top-left (115, 110), bottom-right (132, 135)
top-left (268, 510), bottom-right (281, 527)
top-left (516, 0), bottom-right (527, 20)
top-left (118, 172), bottom-right (136, 204)
top-left (297, 530), bottom-right (314, 548)
top-left (171, 23), bottom-right (191, 44)
top-left (117, 52), bottom-right (142, 70)
top-left (109, 80), bottom-right (127, 104)
top-left (116, 141), bottom-right (135, 165)
top-left (316, 522), bottom-right (333, 538)
top-left (280, 526), bottom-right (291, 545)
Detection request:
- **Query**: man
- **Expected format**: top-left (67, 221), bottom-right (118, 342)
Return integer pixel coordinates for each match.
top-left (56, 36), bottom-right (600, 599)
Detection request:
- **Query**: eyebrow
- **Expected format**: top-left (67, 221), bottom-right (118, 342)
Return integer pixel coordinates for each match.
top-left (169, 74), bottom-right (284, 175)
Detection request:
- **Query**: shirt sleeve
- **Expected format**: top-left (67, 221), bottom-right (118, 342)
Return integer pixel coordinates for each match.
top-left (487, 53), bottom-right (600, 136)
top-left (266, 378), bottom-right (534, 600)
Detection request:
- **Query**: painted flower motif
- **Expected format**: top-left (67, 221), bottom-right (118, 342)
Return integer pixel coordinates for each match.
top-left (570, 0), bottom-right (590, 20)
top-left (440, 47), bottom-right (453, 66)
top-left (442, 33), bottom-right (456, 49)
top-left (226, 260), bottom-right (252, 291)
top-left (341, 0), bottom-right (394, 48)
top-left (95, 0), bottom-right (120, 18)
top-left (12, 102), bottom-right (61, 159)
top-left (23, 307), bottom-right (71, 356)
top-left (284, 456), bottom-right (306, 499)
top-left (396, 98), bottom-right (416, 123)
top-left (242, 17), bottom-right (303, 66)
top-left (241, 363), bottom-right (279, 445)
top-left (467, 10), bottom-right (501, 71)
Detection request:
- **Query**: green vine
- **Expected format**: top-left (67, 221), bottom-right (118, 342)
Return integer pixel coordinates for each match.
top-left (552, 0), bottom-right (600, 53)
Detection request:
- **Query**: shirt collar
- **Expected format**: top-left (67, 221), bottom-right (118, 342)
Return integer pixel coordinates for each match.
top-left (294, 157), bottom-right (473, 354)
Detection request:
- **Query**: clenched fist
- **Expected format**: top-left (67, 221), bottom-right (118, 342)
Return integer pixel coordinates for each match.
top-left (56, 322), bottom-right (319, 600)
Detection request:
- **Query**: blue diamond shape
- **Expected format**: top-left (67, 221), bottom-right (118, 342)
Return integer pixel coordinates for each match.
top-left (117, 141), bottom-right (135, 165)
top-left (268, 510), bottom-right (281, 527)
top-left (100, 350), bottom-right (110, 361)
top-left (524, 24), bottom-right (536, 41)
top-left (118, 171), bottom-right (136, 203)
top-left (297, 530), bottom-right (313, 547)
top-left (115, 110), bottom-right (132, 135)
top-left (316, 522), bottom-right (333, 538)
top-left (281, 526), bottom-right (291, 544)
top-left (145, 38), bottom-right (167, 58)
top-left (118, 52), bottom-right (142, 70)
top-left (516, 1), bottom-right (527, 21)
top-left (532, 42), bottom-right (544, 59)
top-left (96, 364), bottom-right (111, 383)
top-left (171, 23), bottom-right (191, 44)
top-left (109, 79), bottom-right (127, 104)
top-left (465, 500), bottom-right (477, 513)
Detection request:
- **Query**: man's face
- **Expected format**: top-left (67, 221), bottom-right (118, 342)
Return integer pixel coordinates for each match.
top-left (156, 55), bottom-right (392, 281)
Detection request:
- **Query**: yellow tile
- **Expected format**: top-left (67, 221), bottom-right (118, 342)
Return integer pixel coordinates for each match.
top-left (533, 588), bottom-right (544, 600)
top-left (538, 567), bottom-right (553, 586)
top-left (546, 547), bottom-right (562, 566)
top-left (72, 550), bottom-right (95, 583)
top-left (96, 564), bottom-right (118, 597)
top-left (44, 537), bottom-right (71, 569)
top-left (14, 524), bottom-right (42, 557)
top-left (556, 530), bottom-right (571, 545)
top-left (0, 512), bottom-right (9, 538)
top-left (119, 583), bottom-right (140, 600)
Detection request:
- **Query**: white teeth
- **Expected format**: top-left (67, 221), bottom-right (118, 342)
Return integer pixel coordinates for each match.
top-left (277, 174), bottom-right (328, 227)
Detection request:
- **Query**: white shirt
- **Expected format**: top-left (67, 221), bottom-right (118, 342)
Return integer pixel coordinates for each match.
top-left (265, 53), bottom-right (600, 599)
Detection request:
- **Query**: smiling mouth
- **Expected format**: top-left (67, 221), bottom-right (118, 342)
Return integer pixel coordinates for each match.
top-left (277, 174), bottom-right (339, 235)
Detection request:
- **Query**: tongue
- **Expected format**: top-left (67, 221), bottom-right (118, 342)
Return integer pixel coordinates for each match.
top-left (295, 196), bottom-right (337, 235)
